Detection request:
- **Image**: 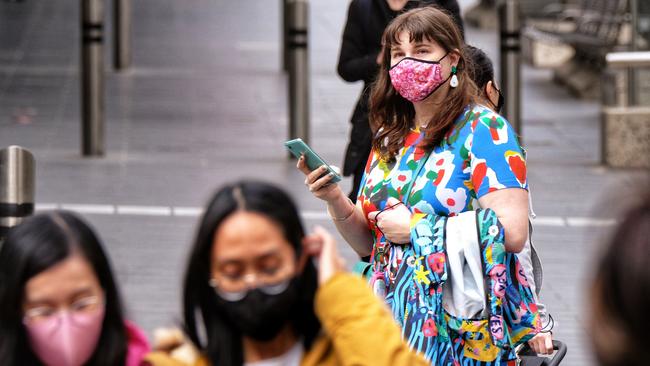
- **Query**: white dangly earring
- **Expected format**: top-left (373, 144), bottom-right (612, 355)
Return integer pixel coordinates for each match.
top-left (450, 65), bottom-right (459, 88)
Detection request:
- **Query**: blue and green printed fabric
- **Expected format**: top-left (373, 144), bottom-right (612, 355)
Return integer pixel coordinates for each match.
top-left (385, 209), bottom-right (540, 365)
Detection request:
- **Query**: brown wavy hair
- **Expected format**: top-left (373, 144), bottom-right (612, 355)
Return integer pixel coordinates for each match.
top-left (369, 6), bottom-right (477, 161)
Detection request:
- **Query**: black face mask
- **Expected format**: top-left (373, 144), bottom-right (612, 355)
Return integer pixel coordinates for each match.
top-left (490, 86), bottom-right (505, 114)
top-left (214, 278), bottom-right (300, 341)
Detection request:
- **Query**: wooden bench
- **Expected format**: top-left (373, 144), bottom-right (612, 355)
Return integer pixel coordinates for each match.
top-left (522, 0), bottom-right (629, 98)
top-left (523, 0), bottom-right (628, 69)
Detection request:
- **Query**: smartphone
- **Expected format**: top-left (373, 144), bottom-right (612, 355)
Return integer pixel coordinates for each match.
top-left (285, 138), bottom-right (342, 184)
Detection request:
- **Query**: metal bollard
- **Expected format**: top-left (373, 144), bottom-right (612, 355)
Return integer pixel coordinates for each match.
top-left (282, 0), bottom-right (289, 72)
top-left (287, 0), bottom-right (310, 148)
top-left (628, 0), bottom-right (639, 106)
top-left (498, 0), bottom-right (522, 138)
top-left (113, 0), bottom-right (132, 70)
top-left (0, 146), bottom-right (35, 243)
top-left (81, 0), bottom-right (105, 156)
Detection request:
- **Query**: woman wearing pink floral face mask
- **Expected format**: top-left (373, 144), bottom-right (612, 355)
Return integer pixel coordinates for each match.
top-left (297, 6), bottom-right (531, 364)
top-left (0, 211), bottom-right (150, 366)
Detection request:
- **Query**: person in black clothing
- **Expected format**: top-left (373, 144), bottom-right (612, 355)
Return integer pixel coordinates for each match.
top-left (337, 0), bottom-right (464, 202)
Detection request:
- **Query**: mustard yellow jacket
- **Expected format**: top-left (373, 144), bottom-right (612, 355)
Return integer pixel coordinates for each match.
top-left (144, 273), bottom-right (429, 366)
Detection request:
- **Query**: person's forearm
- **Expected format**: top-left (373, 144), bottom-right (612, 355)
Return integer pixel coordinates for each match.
top-left (327, 195), bottom-right (374, 257)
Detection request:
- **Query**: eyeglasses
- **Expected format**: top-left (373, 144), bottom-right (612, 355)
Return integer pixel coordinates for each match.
top-left (23, 296), bottom-right (103, 325)
top-left (209, 251), bottom-right (310, 302)
top-left (210, 275), bottom-right (291, 302)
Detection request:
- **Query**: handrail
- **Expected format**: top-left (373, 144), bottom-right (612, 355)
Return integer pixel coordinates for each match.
top-left (606, 51), bottom-right (650, 68)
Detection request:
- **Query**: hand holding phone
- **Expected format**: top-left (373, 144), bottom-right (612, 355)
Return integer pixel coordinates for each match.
top-left (285, 138), bottom-right (342, 183)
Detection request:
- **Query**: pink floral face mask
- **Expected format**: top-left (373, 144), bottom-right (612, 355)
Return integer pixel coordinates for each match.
top-left (389, 53), bottom-right (449, 102)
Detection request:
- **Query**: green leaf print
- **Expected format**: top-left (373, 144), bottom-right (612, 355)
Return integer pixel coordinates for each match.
top-left (426, 170), bottom-right (438, 181)
top-left (447, 110), bottom-right (474, 145)
top-left (460, 143), bottom-right (469, 160)
top-left (407, 159), bottom-right (417, 170)
top-left (410, 190), bottom-right (423, 204)
top-left (371, 184), bottom-right (383, 196)
top-left (481, 114), bottom-right (505, 130)
top-left (387, 186), bottom-right (399, 198)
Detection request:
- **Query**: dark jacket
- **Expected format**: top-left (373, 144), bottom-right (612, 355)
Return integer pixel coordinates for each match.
top-left (337, 0), bottom-right (463, 176)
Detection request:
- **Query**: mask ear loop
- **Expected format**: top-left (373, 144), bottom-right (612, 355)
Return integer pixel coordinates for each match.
top-left (487, 84), bottom-right (504, 114)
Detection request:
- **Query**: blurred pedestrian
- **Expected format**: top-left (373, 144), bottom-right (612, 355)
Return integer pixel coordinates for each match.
top-left (464, 45), bottom-right (503, 113)
top-left (0, 211), bottom-right (150, 366)
top-left (144, 180), bottom-right (429, 366)
top-left (300, 7), bottom-right (532, 363)
top-left (465, 44), bottom-right (554, 355)
top-left (338, 0), bottom-right (464, 202)
top-left (589, 187), bottom-right (650, 366)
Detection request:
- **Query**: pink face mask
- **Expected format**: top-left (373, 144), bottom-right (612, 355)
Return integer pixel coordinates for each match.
top-left (389, 54), bottom-right (449, 102)
top-left (24, 306), bottom-right (105, 366)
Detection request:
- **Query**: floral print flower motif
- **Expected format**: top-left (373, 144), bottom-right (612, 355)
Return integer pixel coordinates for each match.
top-left (422, 318), bottom-right (438, 337)
top-left (436, 187), bottom-right (468, 215)
top-left (389, 58), bottom-right (444, 102)
top-left (390, 169), bottom-right (412, 193)
top-left (410, 200), bottom-right (434, 215)
top-left (427, 252), bottom-right (445, 274)
top-left (488, 225), bottom-right (500, 237)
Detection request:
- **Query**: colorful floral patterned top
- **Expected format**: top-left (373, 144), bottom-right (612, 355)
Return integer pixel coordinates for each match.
top-left (357, 104), bottom-right (529, 364)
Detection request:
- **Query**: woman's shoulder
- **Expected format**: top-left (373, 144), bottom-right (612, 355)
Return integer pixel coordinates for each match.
top-left (464, 104), bottom-right (523, 151)
top-left (466, 104), bottom-right (516, 137)
top-left (466, 104), bottom-right (508, 125)
top-left (446, 104), bottom-right (517, 148)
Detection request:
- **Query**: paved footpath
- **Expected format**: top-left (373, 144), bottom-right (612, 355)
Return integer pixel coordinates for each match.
top-left (1, 1), bottom-right (647, 364)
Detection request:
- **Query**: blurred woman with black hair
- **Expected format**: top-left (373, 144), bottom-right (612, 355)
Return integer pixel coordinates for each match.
top-left (145, 180), bottom-right (429, 366)
top-left (0, 211), bottom-right (150, 366)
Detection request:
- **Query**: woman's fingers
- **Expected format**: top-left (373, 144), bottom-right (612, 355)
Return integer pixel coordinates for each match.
top-left (367, 201), bottom-right (412, 244)
top-left (297, 155), bottom-right (341, 201)
top-left (305, 165), bottom-right (329, 184)
top-left (542, 333), bottom-right (554, 354)
top-left (528, 333), bottom-right (553, 355)
top-left (367, 210), bottom-right (379, 222)
top-left (296, 155), bottom-right (312, 175)
top-left (305, 168), bottom-right (335, 197)
top-left (302, 234), bottom-right (323, 256)
top-left (311, 226), bottom-right (342, 285)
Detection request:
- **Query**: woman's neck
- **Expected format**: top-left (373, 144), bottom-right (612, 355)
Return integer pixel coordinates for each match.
top-left (413, 85), bottom-right (450, 128)
top-left (242, 325), bottom-right (299, 363)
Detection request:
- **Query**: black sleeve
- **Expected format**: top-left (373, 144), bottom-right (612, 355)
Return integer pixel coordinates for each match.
top-left (336, 0), bottom-right (380, 83)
